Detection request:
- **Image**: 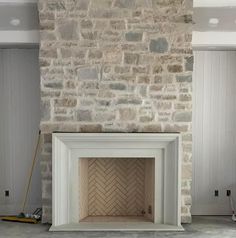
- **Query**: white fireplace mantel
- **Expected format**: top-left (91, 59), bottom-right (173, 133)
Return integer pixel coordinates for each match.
top-left (51, 133), bottom-right (183, 231)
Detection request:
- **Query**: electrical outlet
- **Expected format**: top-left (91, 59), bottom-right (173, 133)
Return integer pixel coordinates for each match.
top-left (4, 190), bottom-right (9, 197)
top-left (148, 205), bottom-right (152, 214)
top-left (214, 190), bottom-right (219, 197)
top-left (227, 190), bottom-right (231, 197)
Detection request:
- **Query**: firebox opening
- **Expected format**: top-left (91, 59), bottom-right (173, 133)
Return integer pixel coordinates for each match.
top-left (79, 157), bottom-right (155, 223)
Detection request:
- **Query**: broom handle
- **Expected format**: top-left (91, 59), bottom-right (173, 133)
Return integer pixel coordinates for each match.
top-left (22, 130), bottom-right (41, 213)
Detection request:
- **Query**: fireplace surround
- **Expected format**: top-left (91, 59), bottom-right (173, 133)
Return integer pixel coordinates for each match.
top-left (39, 0), bottom-right (193, 224)
top-left (51, 133), bottom-right (182, 231)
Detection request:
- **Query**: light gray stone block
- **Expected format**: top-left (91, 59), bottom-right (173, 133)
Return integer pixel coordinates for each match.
top-left (125, 32), bottom-right (143, 42)
top-left (176, 75), bottom-right (192, 83)
top-left (58, 20), bottom-right (79, 40)
top-left (174, 112), bottom-right (192, 122)
top-left (78, 67), bottom-right (98, 80)
top-left (150, 38), bottom-right (169, 53)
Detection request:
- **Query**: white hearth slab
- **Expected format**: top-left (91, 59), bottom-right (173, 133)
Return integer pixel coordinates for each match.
top-left (50, 222), bottom-right (184, 231)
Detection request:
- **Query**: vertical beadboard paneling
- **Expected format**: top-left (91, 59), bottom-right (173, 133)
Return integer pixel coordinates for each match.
top-left (193, 51), bottom-right (236, 215)
top-left (0, 49), bottom-right (41, 215)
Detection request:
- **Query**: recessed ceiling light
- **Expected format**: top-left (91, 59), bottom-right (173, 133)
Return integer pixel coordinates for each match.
top-left (10, 18), bottom-right (20, 26)
top-left (209, 18), bottom-right (219, 27)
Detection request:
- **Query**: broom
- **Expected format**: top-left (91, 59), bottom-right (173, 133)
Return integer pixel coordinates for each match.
top-left (1, 130), bottom-right (41, 224)
top-left (230, 194), bottom-right (236, 222)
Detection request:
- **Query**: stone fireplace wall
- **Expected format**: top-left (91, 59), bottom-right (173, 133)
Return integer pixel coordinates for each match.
top-left (38, 0), bottom-right (193, 223)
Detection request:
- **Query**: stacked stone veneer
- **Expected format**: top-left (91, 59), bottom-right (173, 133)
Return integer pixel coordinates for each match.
top-left (38, 0), bottom-right (193, 223)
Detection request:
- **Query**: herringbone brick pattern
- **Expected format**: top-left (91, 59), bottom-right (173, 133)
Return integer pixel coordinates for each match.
top-left (88, 158), bottom-right (145, 216)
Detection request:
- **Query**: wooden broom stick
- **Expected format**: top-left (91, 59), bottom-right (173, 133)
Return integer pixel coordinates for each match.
top-left (22, 130), bottom-right (41, 214)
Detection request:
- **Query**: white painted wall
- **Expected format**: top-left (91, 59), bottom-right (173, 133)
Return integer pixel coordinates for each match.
top-left (192, 51), bottom-right (236, 215)
top-left (0, 49), bottom-right (41, 215)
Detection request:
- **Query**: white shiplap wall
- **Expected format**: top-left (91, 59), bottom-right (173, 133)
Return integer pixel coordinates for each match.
top-left (0, 49), bottom-right (41, 215)
top-left (192, 51), bottom-right (236, 215)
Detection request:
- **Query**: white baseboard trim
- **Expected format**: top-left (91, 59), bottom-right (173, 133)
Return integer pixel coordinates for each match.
top-left (0, 204), bottom-right (41, 216)
top-left (192, 204), bottom-right (232, 216)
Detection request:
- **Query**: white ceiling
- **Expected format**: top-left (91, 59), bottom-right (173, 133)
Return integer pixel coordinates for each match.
top-left (0, 1), bottom-right (234, 33)
top-left (0, 0), bottom-right (235, 49)
top-left (193, 1), bottom-right (236, 50)
top-left (0, 3), bottom-right (38, 31)
top-left (194, 7), bottom-right (236, 32)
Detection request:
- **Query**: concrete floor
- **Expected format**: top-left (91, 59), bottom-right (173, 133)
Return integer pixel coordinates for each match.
top-left (0, 216), bottom-right (236, 238)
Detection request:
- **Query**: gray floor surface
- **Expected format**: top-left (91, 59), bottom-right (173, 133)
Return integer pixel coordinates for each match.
top-left (0, 216), bottom-right (236, 238)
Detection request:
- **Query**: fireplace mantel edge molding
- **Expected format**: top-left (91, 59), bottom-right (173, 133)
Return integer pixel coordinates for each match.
top-left (51, 133), bottom-right (182, 231)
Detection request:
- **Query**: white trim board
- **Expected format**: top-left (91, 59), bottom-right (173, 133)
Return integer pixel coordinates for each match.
top-left (51, 133), bottom-right (182, 231)
top-left (0, 31), bottom-right (39, 46)
top-left (192, 31), bottom-right (236, 50)
top-left (0, 205), bottom-right (41, 216)
top-left (194, 0), bottom-right (236, 7)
